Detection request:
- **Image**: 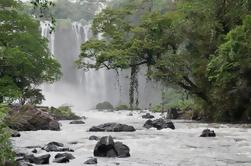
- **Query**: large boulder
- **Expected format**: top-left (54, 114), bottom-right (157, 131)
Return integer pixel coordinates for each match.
top-left (7, 106), bottom-right (60, 131)
top-left (42, 142), bottom-right (74, 152)
top-left (143, 118), bottom-right (175, 130)
top-left (89, 123), bottom-right (135, 132)
top-left (200, 129), bottom-right (216, 137)
top-left (142, 113), bottom-right (154, 119)
top-left (94, 136), bottom-right (130, 158)
top-left (24, 154), bottom-right (50, 165)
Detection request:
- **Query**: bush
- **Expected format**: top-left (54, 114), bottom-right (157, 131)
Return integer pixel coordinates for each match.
top-left (115, 104), bottom-right (129, 111)
top-left (0, 105), bottom-right (15, 165)
top-left (96, 102), bottom-right (114, 110)
top-left (49, 105), bottom-right (80, 120)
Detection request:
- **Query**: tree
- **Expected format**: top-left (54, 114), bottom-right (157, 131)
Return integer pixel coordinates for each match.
top-left (207, 16), bottom-right (251, 121)
top-left (77, 0), bottom-right (251, 121)
top-left (0, 0), bottom-right (61, 104)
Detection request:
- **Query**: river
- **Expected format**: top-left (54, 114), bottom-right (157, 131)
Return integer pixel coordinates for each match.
top-left (12, 110), bottom-right (251, 166)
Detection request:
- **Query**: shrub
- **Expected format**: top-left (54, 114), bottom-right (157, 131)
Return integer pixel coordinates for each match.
top-left (96, 102), bottom-right (114, 110)
top-left (49, 105), bottom-right (80, 120)
top-left (115, 104), bottom-right (129, 111)
top-left (0, 105), bottom-right (15, 165)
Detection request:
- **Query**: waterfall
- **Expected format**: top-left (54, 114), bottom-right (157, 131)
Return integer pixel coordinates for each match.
top-left (40, 0), bottom-right (162, 111)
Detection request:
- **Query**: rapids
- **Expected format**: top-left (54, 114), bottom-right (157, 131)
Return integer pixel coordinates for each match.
top-left (12, 110), bottom-right (251, 166)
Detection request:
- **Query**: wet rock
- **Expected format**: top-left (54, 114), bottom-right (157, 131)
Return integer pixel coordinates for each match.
top-left (84, 157), bottom-right (97, 164)
top-left (94, 136), bottom-right (130, 158)
top-left (53, 157), bottom-right (69, 163)
top-left (89, 135), bottom-right (99, 141)
top-left (127, 112), bottom-right (133, 116)
top-left (70, 120), bottom-right (85, 124)
top-left (200, 129), bottom-right (216, 137)
top-left (31, 149), bottom-right (37, 153)
top-left (17, 161), bottom-right (33, 166)
top-left (55, 153), bottom-right (75, 160)
top-left (24, 154), bottom-right (50, 164)
top-left (7, 106), bottom-right (60, 131)
top-left (142, 113), bottom-right (155, 119)
top-left (25, 145), bottom-right (42, 149)
top-left (89, 123), bottom-right (136, 132)
top-left (42, 142), bottom-right (74, 152)
top-left (114, 142), bottom-right (130, 158)
top-left (10, 130), bottom-right (21, 137)
top-left (69, 141), bottom-right (78, 144)
top-left (53, 153), bottom-right (75, 163)
top-left (143, 118), bottom-right (175, 130)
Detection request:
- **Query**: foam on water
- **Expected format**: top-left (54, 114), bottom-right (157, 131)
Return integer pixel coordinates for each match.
top-left (12, 110), bottom-right (251, 166)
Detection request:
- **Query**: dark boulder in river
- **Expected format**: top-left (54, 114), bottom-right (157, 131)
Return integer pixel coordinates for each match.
top-left (70, 120), bottom-right (85, 124)
top-left (143, 118), bottom-right (175, 130)
top-left (24, 154), bottom-right (50, 164)
top-left (89, 123), bottom-right (136, 132)
top-left (89, 135), bottom-right (99, 141)
top-left (200, 129), bottom-right (216, 137)
top-left (53, 153), bottom-right (75, 163)
top-left (84, 157), bottom-right (97, 164)
top-left (42, 142), bottom-right (74, 152)
top-left (6, 106), bottom-right (60, 131)
top-left (94, 136), bottom-right (130, 158)
top-left (142, 113), bottom-right (155, 119)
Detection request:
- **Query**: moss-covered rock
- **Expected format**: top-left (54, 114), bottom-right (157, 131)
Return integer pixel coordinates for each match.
top-left (96, 102), bottom-right (113, 110)
top-left (6, 105), bottom-right (60, 131)
top-left (115, 104), bottom-right (129, 111)
top-left (49, 106), bottom-right (80, 120)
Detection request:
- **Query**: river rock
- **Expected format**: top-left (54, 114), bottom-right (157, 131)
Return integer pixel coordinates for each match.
top-left (114, 142), bottom-right (130, 158)
top-left (94, 136), bottom-right (130, 158)
top-left (42, 142), bottom-right (74, 152)
top-left (55, 153), bottom-right (75, 160)
top-left (7, 106), bottom-right (60, 131)
top-left (143, 118), bottom-right (175, 130)
top-left (89, 135), bottom-right (99, 141)
top-left (70, 120), bottom-right (85, 124)
top-left (24, 154), bottom-right (50, 164)
top-left (89, 123), bottom-right (136, 132)
top-left (11, 130), bottom-right (21, 137)
top-left (84, 157), bottom-right (97, 164)
top-left (142, 113), bottom-right (154, 119)
top-left (17, 161), bottom-right (33, 166)
top-left (200, 129), bottom-right (216, 137)
top-left (53, 153), bottom-right (75, 163)
top-left (31, 149), bottom-right (37, 153)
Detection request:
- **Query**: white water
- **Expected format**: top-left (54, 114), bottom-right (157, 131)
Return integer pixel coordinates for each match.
top-left (12, 110), bottom-right (251, 166)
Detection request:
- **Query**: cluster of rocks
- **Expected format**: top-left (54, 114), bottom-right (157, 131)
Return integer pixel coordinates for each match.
top-left (89, 123), bottom-right (136, 132)
top-left (143, 118), bottom-right (175, 130)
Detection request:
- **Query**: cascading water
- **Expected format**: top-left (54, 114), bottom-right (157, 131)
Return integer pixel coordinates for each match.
top-left (40, 1), bottom-right (162, 111)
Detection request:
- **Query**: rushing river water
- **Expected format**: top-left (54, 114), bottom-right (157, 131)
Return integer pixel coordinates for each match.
top-left (12, 110), bottom-right (251, 166)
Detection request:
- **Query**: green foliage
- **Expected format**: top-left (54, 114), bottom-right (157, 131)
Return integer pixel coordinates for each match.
top-left (207, 15), bottom-right (251, 122)
top-left (96, 101), bottom-right (114, 110)
top-left (0, 105), bottom-right (14, 165)
top-left (77, 0), bottom-right (251, 122)
top-left (49, 105), bottom-right (80, 120)
top-left (115, 104), bottom-right (129, 111)
top-left (0, 0), bottom-right (61, 104)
